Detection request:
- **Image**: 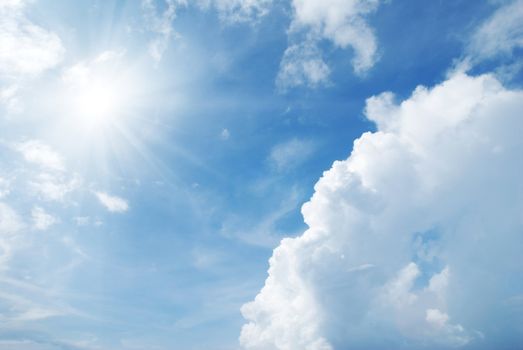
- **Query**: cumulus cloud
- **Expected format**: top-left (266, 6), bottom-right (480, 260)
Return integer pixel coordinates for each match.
top-left (467, 0), bottom-right (523, 64)
top-left (278, 0), bottom-right (382, 89)
top-left (0, 0), bottom-right (64, 77)
top-left (95, 191), bottom-right (129, 213)
top-left (240, 73), bottom-right (523, 349)
top-left (268, 138), bottom-right (316, 172)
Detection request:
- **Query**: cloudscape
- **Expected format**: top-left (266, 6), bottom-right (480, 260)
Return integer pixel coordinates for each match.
top-left (0, 1), bottom-right (522, 349)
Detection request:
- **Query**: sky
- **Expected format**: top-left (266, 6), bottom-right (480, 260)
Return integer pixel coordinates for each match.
top-left (0, 0), bottom-right (522, 349)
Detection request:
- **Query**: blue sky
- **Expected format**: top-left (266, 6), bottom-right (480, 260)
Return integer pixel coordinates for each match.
top-left (0, 1), bottom-right (522, 349)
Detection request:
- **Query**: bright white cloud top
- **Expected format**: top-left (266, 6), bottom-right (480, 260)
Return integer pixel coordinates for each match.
top-left (241, 72), bottom-right (523, 349)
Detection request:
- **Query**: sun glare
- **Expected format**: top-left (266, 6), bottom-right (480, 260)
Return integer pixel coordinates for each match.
top-left (59, 52), bottom-right (139, 133)
top-left (72, 78), bottom-right (124, 128)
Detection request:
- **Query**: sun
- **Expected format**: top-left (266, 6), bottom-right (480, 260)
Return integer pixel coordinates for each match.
top-left (60, 51), bottom-right (138, 133)
top-left (71, 76), bottom-right (124, 129)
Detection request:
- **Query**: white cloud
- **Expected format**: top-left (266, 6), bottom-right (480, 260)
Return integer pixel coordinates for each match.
top-left (426, 308), bottom-right (449, 329)
top-left (0, 0), bottom-right (64, 77)
top-left (73, 216), bottom-right (90, 226)
top-left (0, 202), bottom-right (23, 267)
top-left (240, 73), bottom-right (523, 349)
top-left (0, 202), bottom-right (22, 236)
top-left (95, 191), bottom-right (129, 213)
top-left (467, 0), bottom-right (523, 64)
top-left (0, 177), bottom-right (10, 198)
top-left (200, 0), bottom-right (273, 23)
top-left (268, 138), bottom-right (316, 172)
top-left (31, 207), bottom-right (56, 231)
top-left (278, 0), bottom-right (382, 89)
top-left (276, 41), bottom-right (331, 90)
top-left (16, 140), bottom-right (65, 172)
top-left (29, 173), bottom-right (79, 202)
top-left (142, 0), bottom-right (186, 62)
top-left (0, 84), bottom-right (22, 114)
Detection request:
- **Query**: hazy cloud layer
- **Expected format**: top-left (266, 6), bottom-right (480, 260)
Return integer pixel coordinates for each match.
top-left (241, 73), bottom-right (523, 349)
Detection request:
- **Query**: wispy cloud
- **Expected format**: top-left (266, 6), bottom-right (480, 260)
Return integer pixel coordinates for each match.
top-left (95, 191), bottom-right (129, 213)
top-left (142, 0), bottom-right (185, 63)
top-left (277, 0), bottom-right (382, 90)
top-left (0, 202), bottom-right (23, 236)
top-left (276, 40), bottom-right (331, 91)
top-left (268, 138), bottom-right (316, 172)
top-left (467, 0), bottom-right (523, 64)
top-left (220, 187), bottom-right (302, 247)
top-left (220, 128), bottom-right (230, 141)
top-left (29, 173), bottom-right (80, 202)
top-left (0, 177), bottom-right (10, 198)
top-left (203, 0), bottom-right (273, 24)
top-left (31, 206), bottom-right (56, 231)
top-left (15, 140), bottom-right (65, 172)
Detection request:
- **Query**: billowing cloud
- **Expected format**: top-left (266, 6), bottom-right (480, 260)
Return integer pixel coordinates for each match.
top-left (278, 0), bottom-right (382, 89)
top-left (240, 73), bottom-right (523, 349)
top-left (467, 0), bottom-right (523, 64)
top-left (95, 191), bottom-right (129, 213)
top-left (0, 0), bottom-right (64, 77)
